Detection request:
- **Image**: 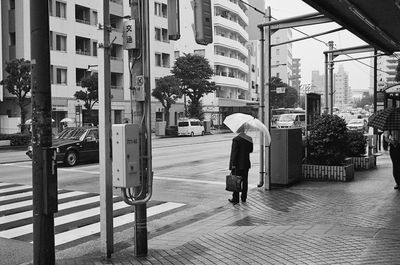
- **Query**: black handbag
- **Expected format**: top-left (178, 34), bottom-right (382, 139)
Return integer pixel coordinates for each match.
top-left (226, 168), bottom-right (243, 192)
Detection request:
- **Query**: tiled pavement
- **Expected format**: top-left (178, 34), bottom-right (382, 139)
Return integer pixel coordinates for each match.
top-left (47, 152), bottom-right (400, 265)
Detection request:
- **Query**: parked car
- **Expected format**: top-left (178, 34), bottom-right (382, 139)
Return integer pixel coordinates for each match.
top-left (346, 118), bottom-right (369, 133)
top-left (276, 113), bottom-right (306, 129)
top-left (26, 126), bottom-right (99, 166)
top-left (177, 118), bottom-right (205, 136)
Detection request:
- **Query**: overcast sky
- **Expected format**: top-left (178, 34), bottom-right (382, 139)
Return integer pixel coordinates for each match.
top-left (265, 0), bottom-right (373, 93)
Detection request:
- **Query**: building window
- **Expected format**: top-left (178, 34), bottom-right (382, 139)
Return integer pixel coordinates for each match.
top-left (162, 28), bottom-right (168, 42)
top-left (276, 49), bottom-right (280, 55)
top-left (55, 34), bottom-right (67, 51)
top-left (55, 67), bottom-right (67, 85)
top-left (162, 53), bottom-right (170, 68)
top-left (155, 53), bottom-right (161, 66)
top-left (9, 33), bottom-right (16, 46)
top-left (92, 11), bottom-right (98, 25)
top-left (155, 28), bottom-right (161, 41)
top-left (174, 51), bottom-right (180, 58)
top-left (56, 1), bottom-right (66, 18)
top-left (154, 2), bottom-right (167, 17)
top-left (194, 49), bottom-right (205, 57)
top-left (9, 0), bottom-right (15, 10)
top-left (92, 42), bottom-right (97, 57)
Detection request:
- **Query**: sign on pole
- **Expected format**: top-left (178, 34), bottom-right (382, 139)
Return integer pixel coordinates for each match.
top-left (276, 87), bottom-right (286, 93)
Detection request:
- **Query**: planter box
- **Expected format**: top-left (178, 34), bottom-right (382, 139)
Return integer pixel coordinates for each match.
top-left (302, 163), bottom-right (354, 182)
top-left (0, 140), bottom-right (10, 146)
top-left (348, 155), bottom-right (376, 170)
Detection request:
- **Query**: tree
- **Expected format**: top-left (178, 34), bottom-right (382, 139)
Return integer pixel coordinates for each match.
top-left (171, 53), bottom-right (216, 119)
top-left (0, 58), bottom-right (31, 133)
top-left (74, 73), bottom-right (98, 123)
top-left (152, 75), bottom-right (182, 126)
top-left (269, 77), bottom-right (298, 108)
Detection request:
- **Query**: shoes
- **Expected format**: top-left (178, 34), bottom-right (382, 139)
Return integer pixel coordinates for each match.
top-left (241, 198), bottom-right (246, 203)
top-left (395, 185), bottom-right (399, 190)
top-left (228, 199), bottom-right (239, 205)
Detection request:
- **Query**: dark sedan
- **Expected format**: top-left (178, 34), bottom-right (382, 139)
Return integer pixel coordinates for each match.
top-left (26, 127), bottom-right (99, 166)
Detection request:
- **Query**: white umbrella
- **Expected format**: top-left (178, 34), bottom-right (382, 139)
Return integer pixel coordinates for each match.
top-left (60, 117), bottom-right (74, 123)
top-left (223, 113), bottom-right (271, 145)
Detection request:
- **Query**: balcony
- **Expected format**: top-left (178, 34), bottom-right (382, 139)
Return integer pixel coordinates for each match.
top-left (214, 16), bottom-right (248, 41)
top-left (214, 75), bottom-right (248, 91)
top-left (214, 0), bottom-right (248, 26)
top-left (214, 55), bottom-right (249, 74)
top-left (213, 35), bottom-right (248, 58)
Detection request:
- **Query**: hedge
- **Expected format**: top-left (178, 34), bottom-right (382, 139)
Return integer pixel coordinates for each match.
top-left (0, 133), bottom-right (31, 146)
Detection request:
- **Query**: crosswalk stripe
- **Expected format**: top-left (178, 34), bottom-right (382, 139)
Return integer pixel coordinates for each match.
top-left (0, 195), bottom-right (100, 225)
top-left (0, 191), bottom-right (88, 212)
top-left (0, 191), bottom-right (33, 202)
top-left (0, 182), bottom-right (15, 187)
top-left (53, 202), bottom-right (185, 246)
top-left (0, 185), bottom-right (31, 194)
top-left (0, 201), bottom-right (131, 239)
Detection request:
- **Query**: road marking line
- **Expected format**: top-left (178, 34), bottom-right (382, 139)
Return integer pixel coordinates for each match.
top-left (0, 201), bottom-right (131, 239)
top-left (0, 191), bottom-right (87, 212)
top-left (0, 195), bottom-right (100, 225)
top-left (0, 191), bottom-right (33, 202)
top-left (0, 185), bottom-right (31, 194)
top-left (0, 182), bottom-right (15, 187)
top-left (52, 202), bottom-right (185, 246)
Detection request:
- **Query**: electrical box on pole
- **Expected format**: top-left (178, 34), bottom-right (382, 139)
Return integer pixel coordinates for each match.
top-left (168, 0), bottom-right (180, 40)
top-left (112, 124), bottom-right (141, 188)
top-left (193, 0), bottom-right (213, 45)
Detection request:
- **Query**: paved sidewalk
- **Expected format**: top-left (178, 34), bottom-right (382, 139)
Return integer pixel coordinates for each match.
top-left (27, 152), bottom-right (399, 264)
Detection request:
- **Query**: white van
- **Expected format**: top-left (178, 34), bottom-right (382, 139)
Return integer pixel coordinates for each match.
top-left (178, 119), bottom-right (205, 136)
top-left (276, 113), bottom-right (306, 129)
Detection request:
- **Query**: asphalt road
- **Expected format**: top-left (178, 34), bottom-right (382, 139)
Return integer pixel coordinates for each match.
top-left (0, 132), bottom-right (262, 205)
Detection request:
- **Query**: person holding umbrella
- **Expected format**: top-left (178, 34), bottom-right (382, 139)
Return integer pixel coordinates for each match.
top-left (384, 130), bottom-right (400, 189)
top-left (228, 124), bottom-right (253, 204)
top-left (368, 107), bottom-right (400, 189)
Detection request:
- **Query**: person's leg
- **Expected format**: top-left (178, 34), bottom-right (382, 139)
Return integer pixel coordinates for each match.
top-left (231, 191), bottom-right (239, 203)
top-left (240, 169), bottom-right (249, 202)
top-left (390, 144), bottom-right (400, 187)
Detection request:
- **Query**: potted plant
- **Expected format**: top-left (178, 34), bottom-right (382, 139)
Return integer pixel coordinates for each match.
top-left (346, 130), bottom-right (375, 170)
top-left (303, 114), bottom-right (354, 181)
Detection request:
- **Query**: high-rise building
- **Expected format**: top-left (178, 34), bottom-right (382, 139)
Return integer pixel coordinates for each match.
top-left (334, 64), bottom-right (352, 109)
top-left (311, 70), bottom-right (325, 108)
top-left (290, 58), bottom-right (301, 100)
top-left (370, 53), bottom-right (399, 95)
top-left (270, 29), bottom-right (293, 85)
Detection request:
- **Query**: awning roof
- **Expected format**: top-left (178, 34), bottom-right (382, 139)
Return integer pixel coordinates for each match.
top-left (301, 0), bottom-right (400, 54)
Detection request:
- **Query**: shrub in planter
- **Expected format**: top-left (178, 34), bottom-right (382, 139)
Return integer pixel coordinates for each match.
top-left (346, 130), bottom-right (367, 157)
top-left (307, 114), bottom-right (349, 166)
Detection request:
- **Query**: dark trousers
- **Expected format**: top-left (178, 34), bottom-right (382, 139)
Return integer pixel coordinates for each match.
top-left (389, 143), bottom-right (400, 185)
top-left (232, 168), bottom-right (249, 202)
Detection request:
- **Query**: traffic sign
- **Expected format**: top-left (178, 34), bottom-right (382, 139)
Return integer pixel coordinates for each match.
top-left (276, 87), bottom-right (286, 93)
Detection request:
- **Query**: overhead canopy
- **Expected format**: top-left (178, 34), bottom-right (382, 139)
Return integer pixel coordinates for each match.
top-left (301, 0), bottom-right (400, 54)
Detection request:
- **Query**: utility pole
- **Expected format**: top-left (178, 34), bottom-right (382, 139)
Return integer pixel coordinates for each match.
top-left (31, 1), bottom-right (58, 264)
top-left (130, 0), bottom-right (151, 256)
top-left (258, 6), bottom-right (271, 190)
top-left (328, 41), bottom-right (334, 114)
top-left (99, 0), bottom-right (113, 258)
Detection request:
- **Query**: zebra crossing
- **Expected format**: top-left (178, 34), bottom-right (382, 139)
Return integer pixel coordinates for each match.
top-left (0, 182), bottom-right (185, 249)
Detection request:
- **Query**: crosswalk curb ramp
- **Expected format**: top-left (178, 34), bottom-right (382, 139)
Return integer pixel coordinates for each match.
top-left (0, 182), bottom-right (184, 249)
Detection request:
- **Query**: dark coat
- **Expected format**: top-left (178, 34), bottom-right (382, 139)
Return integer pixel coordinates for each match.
top-left (229, 134), bottom-right (253, 171)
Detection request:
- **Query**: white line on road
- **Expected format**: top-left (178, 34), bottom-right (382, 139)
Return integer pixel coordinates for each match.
top-left (0, 191), bottom-right (33, 202)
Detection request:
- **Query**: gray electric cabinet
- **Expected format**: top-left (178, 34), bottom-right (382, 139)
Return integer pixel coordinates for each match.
top-left (271, 128), bottom-right (303, 186)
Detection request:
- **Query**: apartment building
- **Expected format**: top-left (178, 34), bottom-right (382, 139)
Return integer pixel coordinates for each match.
top-left (311, 70), bottom-right (326, 108)
top-left (0, 0), bottom-right (127, 133)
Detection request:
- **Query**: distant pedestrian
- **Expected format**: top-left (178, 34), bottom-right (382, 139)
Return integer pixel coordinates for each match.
top-left (228, 124), bottom-right (253, 204)
top-left (384, 130), bottom-right (400, 189)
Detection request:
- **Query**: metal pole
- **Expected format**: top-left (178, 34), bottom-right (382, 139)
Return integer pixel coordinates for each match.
top-left (324, 52), bottom-right (329, 114)
top-left (99, 0), bottom-right (113, 258)
top-left (130, 0), bottom-right (150, 256)
top-left (264, 7), bottom-right (272, 191)
top-left (31, 1), bottom-right (57, 264)
top-left (257, 11), bottom-right (267, 188)
top-left (328, 41), bottom-right (334, 114)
